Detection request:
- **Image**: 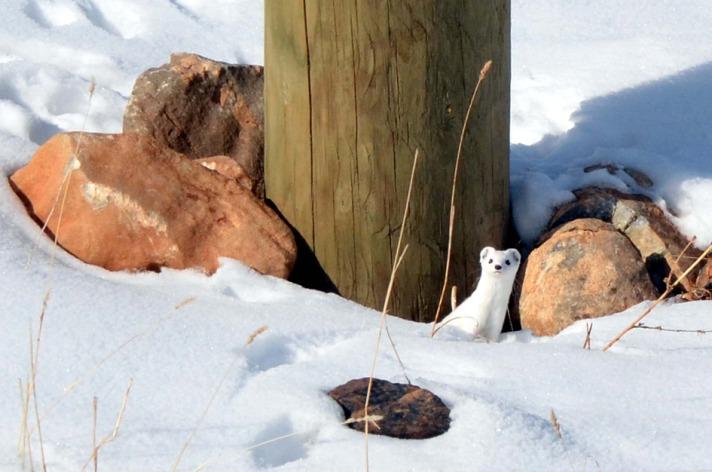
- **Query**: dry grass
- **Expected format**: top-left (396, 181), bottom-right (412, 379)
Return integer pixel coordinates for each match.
top-left (665, 236), bottom-right (696, 292)
top-left (361, 149), bottom-right (420, 471)
top-left (18, 290), bottom-right (50, 471)
top-left (603, 242), bottom-right (712, 351)
top-left (19, 79), bottom-right (95, 469)
top-left (582, 323), bottom-right (593, 350)
top-left (380, 149), bottom-right (421, 386)
top-left (431, 60), bottom-right (493, 335)
top-left (92, 396), bottom-right (98, 472)
top-left (81, 379), bottom-right (134, 472)
top-left (549, 409), bottom-right (562, 439)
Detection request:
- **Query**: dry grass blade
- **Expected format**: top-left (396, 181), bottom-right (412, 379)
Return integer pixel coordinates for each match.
top-left (30, 291), bottom-right (50, 472)
top-left (92, 397), bottom-right (98, 472)
top-left (381, 149), bottom-right (420, 386)
top-left (363, 245), bottom-right (409, 471)
top-left (361, 145), bottom-right (421, 471)
top-left (634, 323), bottom-right (712, 334)
top-left (603, 242), bottom-right (712, 351)
top-left (18, 377), bottom-right (34, 471)
top-left (246, 325), bottom-right (268, 346)
top-left (174, 296), bottom-right (197, 310)
top-left (583, 323), bottom-right (593, 350)
top-left (19, 374), bottom-right (30, 460)
top-left (26, 80), bottom-right (95, 272)
top-left (550, 409), bottom-right (562, 439)
top-left (81, 379), bottom-right (133, 472)
top-left (171, 326), bottom-right (269, 472)
top-left (432, 60), bottom-right (493, 334)
top-left (17, 378), bottom-right (26, 454)
top-left (450, 285), bottom-right (458, 311)
top-left (666, 236), bottom-right (696, 292)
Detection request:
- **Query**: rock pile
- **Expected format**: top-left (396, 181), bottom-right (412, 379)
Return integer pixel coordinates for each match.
top-left (9, 53), bottom-right (295, 277)
top-left (517, 181), bottom-right (706, 336)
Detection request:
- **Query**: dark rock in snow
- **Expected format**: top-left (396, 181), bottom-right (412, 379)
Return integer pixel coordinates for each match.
top-left (328, 378), bottom-right (450, 439)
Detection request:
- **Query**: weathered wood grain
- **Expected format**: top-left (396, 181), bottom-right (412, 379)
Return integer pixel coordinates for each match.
top-left (266, 0), bottom-right (510, 322)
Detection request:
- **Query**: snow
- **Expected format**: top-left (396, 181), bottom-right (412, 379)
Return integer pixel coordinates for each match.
top-left (1, 1), bottom-right (711, 471)
top-left (511, 1), bottom-right (712, 247)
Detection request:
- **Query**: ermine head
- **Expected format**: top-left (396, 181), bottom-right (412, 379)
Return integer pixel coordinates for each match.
top-left (479, 247), bottom-right (521, 278)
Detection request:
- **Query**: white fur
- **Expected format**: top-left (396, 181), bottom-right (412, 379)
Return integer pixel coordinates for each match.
top-left (435, 247), bottom-right (521, 341)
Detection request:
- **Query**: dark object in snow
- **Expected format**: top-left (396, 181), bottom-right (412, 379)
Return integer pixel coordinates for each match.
top-left (582, 162), bottom-right (653, 188)
top-left (124, 53), bottom-right (265, 197)
top-left (328, 378), bottom-right (450, 439)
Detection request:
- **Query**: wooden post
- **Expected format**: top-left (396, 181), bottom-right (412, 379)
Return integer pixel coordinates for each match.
top-left (265, 1), bottom-right (510, 322)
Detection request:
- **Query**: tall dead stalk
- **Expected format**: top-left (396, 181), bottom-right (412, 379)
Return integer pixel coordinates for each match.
top-left (603, 242), bottom-right (712, 351)
top-left (18, 290), bottom-right (50, 470)
top-left (582, 323), bottom-right (593, 350)
top-left (431, 60), bottom-right (493, 335)
top-left (363, 149), bottom-right (420, 471)
top-left (81, 378), bottom-right (133, 472)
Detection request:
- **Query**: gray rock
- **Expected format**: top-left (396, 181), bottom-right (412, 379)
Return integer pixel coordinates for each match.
top-left (549, 187), bottom-right (701, 292)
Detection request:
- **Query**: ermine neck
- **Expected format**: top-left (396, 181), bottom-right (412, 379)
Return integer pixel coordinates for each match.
top-left (479, 273), bottom-right (514, 293)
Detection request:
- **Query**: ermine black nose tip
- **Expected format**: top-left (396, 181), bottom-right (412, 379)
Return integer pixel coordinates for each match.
top-left (494, 264), bottom-right (502, 270)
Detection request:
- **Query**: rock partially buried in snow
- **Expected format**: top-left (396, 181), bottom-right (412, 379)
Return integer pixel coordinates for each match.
top-left (519, 219), bottom-right (657, 336)
top-left (328, 378), bottom-right (450, 439)
top-left (9, 132), bottom-right (296, 276)
top-left (549, 187), bottom-right (702, 292)
top-left (123, 53), bottom-right (265, 196)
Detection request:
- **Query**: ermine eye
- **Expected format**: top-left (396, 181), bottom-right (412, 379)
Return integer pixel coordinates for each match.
top-left (505, 260), bottom-right (511, 265)
top-left (488, 259), bottom-right (493, 264)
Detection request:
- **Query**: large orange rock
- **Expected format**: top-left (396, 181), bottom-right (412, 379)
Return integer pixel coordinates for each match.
top-left (10, 132), bottom-right (296, 276)
top-left (519, 219), bottom-right (657, 336)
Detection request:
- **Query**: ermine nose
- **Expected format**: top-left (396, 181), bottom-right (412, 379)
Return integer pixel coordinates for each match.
top-left (494, 264), bottom-right (502, 270)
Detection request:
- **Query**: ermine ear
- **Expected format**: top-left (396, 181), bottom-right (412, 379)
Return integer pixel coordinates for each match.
top-left (480, 246), bottom-right (493, 260)
top-left (508, 248), bottom-right (521, 263)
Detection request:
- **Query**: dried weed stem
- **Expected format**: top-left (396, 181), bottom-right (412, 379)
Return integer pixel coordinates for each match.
top-left (431, 60), bottom-right (493, 335)
top-left (362, 148), bottom-right (421, 471)
top-left (81, 378), bottom-right (133, 472)
top-left (603, 242), bottom-right (712, 351)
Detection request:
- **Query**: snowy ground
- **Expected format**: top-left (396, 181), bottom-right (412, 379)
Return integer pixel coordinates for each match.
top-left (1, 1), bottom-right (711, 471)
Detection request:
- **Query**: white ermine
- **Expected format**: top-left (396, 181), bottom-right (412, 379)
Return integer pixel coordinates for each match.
top-left (435, 246), bottom-right (521, 341)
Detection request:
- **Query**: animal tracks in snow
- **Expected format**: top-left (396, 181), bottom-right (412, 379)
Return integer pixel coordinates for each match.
top-left (250, 415), bottom-right (313, 468)
top-left (23, 0), bottom-right (140, 39)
